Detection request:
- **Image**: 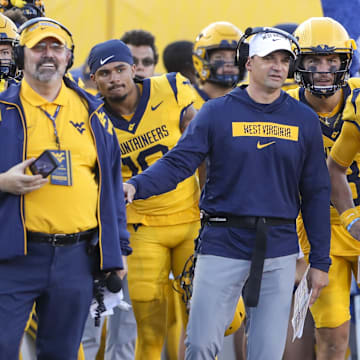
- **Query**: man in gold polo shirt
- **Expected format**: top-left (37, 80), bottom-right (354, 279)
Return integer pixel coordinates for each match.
top-left (0, 17), bottom-right (130, 359)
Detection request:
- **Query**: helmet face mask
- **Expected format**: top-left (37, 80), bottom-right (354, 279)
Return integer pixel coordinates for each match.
top-left (193, 21), bottom-right (243, 87)
top-left (0, 56), bottom-right (17, 79)
top-left (205, 49), bottom-right (240, 88)
top-left (295, 52), bottom-right (350, 97)
top-left (22, 3), bottom-right (45, 20)
top-left (0, 13), bottom-right (18, 79)
top-left (0, 0), bottom-right (45, 20)
top-left (294, 17), bottom-right (356, 97)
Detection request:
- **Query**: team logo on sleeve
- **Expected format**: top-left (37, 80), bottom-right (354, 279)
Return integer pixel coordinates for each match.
top-left (96, 110), bottom-right (113, 135)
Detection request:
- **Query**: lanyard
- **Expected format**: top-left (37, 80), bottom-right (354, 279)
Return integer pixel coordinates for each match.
top-left (38, 105), bottom-right (61, 149)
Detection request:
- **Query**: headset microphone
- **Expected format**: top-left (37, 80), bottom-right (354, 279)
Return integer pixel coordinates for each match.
top-left (244, 27), bottom-right (253, 37)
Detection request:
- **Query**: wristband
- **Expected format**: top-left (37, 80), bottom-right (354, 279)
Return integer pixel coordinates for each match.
top-left (347, 218), bottom-right (360, 232)
top-left (340, 207), bottom-right (360, 229)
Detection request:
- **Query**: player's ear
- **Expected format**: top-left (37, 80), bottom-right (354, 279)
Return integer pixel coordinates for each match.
top-left (131, 64), bottom-right (136, 78)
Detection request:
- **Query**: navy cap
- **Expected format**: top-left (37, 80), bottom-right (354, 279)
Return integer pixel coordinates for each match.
top-left (88, 39), bottom-right (133, 74)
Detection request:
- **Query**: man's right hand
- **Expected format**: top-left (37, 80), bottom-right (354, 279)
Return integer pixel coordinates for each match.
top-left (123, 182), bottom-right (136, 203)
top-left (0, 159), bottom-right (48, 195)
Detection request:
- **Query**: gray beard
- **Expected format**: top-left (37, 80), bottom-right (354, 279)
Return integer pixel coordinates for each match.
top-left (34, 69), bottom-right (63, 83)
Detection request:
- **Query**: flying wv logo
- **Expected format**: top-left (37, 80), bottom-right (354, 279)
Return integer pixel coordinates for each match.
top-left (52, 152), bottom-right (65, 163)
top-left (70, 121), bottom-right (86, 134)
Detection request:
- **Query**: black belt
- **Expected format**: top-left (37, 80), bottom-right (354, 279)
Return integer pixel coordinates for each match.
top-left (27, 228), bottom-right (97, 247)
top-left (201, 212), bottom-right (294, 308)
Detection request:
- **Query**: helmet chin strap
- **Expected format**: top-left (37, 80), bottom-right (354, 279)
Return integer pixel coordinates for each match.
top-left (207, 75), bottom-right (239, 88)
top-left (308, 83), bottom-right (340, 98)
top-left (310, 90), bottom-right (337, 99)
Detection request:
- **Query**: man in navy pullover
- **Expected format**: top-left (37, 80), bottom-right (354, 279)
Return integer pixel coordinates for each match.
top-left (124, 28), bottom-right (331, 360)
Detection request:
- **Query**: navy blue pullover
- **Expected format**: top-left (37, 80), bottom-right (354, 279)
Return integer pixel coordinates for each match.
top-left (128, 87), bottom-right (331, 272)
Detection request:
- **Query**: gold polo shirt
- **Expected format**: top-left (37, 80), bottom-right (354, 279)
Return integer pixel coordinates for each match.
top-left (21, 79), bottom-right (98, 233)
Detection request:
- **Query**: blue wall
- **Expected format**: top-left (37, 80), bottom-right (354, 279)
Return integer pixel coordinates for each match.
top-left (322, 0), bottom-right (360, 75)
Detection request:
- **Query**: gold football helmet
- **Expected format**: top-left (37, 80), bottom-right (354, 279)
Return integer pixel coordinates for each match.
top-left (294, 17), bottom-right (356, 96)
top-left (176, 252), bottom-right (245, 336)
top-left (193, 21), bottom-right (243, 86)
top-left (224, 298), bottom-right (246, 336)
top-left (0, 11), bottom-right (17, 44)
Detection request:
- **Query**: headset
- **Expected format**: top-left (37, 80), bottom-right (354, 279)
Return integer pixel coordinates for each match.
top-left (235, 26), bottom-right (300, 78)
top-left (14, 17), bottom-right (74, 70)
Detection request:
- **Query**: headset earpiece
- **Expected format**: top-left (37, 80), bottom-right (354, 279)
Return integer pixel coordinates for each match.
top-left (66, 48), bottom-right (74, 70)
top-left (287, 52), bottom-right (302, 79)
top-left (235, 41), bottom-right (249, 70)
top-left (288, 58), bottom-right (295, 79)
top-left (235, 27), bottom-right (252, 70)
top-left (14, 17), bottom-right (74, 71)
top-left (13, 45), bottom-right (24, 70)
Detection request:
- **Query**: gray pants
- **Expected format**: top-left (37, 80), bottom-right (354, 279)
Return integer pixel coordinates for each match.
top-left (82, 277), bottom-right (137, 360)
top-left (185, 253), bottom-right (297, 360)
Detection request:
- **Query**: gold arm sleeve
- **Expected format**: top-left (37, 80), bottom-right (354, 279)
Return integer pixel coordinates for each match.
top-left (331, 121), bottom-right (360, 167)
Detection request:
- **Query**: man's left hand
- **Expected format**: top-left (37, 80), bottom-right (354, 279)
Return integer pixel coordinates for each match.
top-left (115, 255), bottom-right (128, 280)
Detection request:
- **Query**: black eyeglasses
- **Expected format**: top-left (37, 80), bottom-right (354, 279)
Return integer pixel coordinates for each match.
top-left (133, 57), bottom-right (155, 67)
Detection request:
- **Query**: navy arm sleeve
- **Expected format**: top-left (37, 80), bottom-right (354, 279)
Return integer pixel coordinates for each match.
top-left (299, 114), bottom-right (331, 272)
top-left (111, 130), bottom-right (131, 255)
top-left (128, 102), bottom-right (212, 199)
